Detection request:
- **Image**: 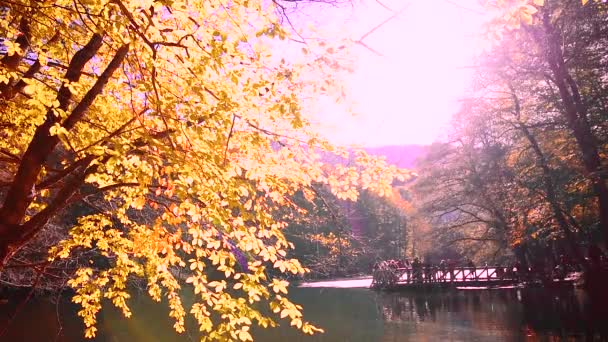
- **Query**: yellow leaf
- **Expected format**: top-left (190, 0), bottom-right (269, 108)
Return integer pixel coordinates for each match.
top-left (280, 309), bottom-right (289, 318)
top-left (238, 330), bottom-right (253, 341)
top-left (132, 196), bottom-right (146, 209)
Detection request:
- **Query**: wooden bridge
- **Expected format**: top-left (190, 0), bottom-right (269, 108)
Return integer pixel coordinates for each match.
top-left (370, 265), bottom-right (569, 290)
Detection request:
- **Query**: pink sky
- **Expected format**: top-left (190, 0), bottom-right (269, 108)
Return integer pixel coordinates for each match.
top-left (302, 0), bottom-right (486, 147)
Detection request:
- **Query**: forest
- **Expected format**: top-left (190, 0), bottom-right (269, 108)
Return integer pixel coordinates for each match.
top-left (413, 0), bottom-right (608, 268)
top-left (284, 0), bottom-right (608, 277)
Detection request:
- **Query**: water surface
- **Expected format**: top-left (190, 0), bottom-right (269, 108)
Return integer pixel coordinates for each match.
top-left (0, 278), bottom-right (606, 341)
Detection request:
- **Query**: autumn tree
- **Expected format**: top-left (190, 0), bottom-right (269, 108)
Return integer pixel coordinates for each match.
top-left (413, 76), bottom-right (602, 264)
top-left (412, 0), bottom-right (607, 264)
top-left (355, 189), bottom-right (408, 261)
top-left (484, 0), bottom-right (608, 247)
top-left (280, 185), bottom-right (360, 278)
top-left (283, 178), bottom-right (409, 277)
top-left (0, 0), bottom-right (406, 339)
top-left (413, 121), bottom-right (516, 262)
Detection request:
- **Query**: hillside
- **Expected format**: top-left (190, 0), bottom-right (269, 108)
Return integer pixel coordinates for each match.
top-left (364, 145), bottom-right (428, 169)
top-left (320, 144), bottom-right (428, 170)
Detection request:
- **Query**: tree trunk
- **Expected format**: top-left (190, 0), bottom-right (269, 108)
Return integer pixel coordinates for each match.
top-left (542, 12), bottom-right (608, 249)
top-left (517, 119), bottom-right (583, 261)
top-left (508, 87), bottom-right (582, 260)
top-left (0, 39), bottom-right (129, 269)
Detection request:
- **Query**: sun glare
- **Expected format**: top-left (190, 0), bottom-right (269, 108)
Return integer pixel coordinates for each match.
top-left (310, 0), bottom-right (486, 147)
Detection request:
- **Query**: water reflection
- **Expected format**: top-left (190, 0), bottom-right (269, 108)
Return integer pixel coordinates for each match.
top-left (0, 286), bottom-right (607, 341)
top-left (378, 288), bottom-right (607, 341)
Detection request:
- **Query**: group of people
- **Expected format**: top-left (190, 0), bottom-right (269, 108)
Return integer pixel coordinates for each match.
top-left (494, 255), bottom-right (577, 282)
top-left (497, 248), bottom-right (608, 282)
top-left (373, 246), bottom-right (608, 285)
top-left (373, 258), bottom-right (477, 283)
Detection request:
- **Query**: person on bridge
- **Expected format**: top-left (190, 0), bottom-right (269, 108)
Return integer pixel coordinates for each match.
top-left (431, 262), bottom-right (438, 282)
top-left (423, 261), bottom-right (433, 283)
top-left (439, 260), bottom-right (447, 282)
top-left (404, 259), bottom-right (411, 282)
top-left (514, 260), bottom-right (526, 281)
top-left (496, 264), bottom-right (504, 279)
top-left (467, 259), bottom-right (476, 280)
top-left (412, 257), bottom-right (422, 283)
top-left (448, 259), bottom-right (456, 281)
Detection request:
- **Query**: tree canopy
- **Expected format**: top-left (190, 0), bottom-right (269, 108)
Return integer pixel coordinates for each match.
top-left (413, 0), bottom-right (608, 264)
top-left (0, 0), bottom-right (406, 340)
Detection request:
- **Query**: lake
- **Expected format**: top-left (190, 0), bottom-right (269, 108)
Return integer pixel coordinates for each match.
top-left (1, 277), bottom-right (606, 341)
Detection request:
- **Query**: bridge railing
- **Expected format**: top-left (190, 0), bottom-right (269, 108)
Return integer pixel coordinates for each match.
top-left (371, 265), bottom-right (525, 288)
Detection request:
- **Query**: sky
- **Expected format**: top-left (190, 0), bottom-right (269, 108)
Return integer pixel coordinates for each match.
top-left (294, 0), bottom-right (488, 147)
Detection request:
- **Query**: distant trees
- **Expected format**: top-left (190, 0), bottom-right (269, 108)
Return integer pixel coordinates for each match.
top-left (414, 0), bottom-right (608, 264)
top-left (284, 185), bottom-right (409, 278)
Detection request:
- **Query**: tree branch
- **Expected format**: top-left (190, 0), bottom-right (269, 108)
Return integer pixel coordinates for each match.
top-left (63, 44), bottom-right (130, 130)
top-left (0, 33), bottom-right (104, 227)
top-left (355, 3), bottom-right (409, 56)
top-left (37, 155), bottom-right (96, 189)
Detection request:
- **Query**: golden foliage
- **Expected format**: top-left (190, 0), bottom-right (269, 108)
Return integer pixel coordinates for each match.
top-left (0, 0), bottom-right (407, 339)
